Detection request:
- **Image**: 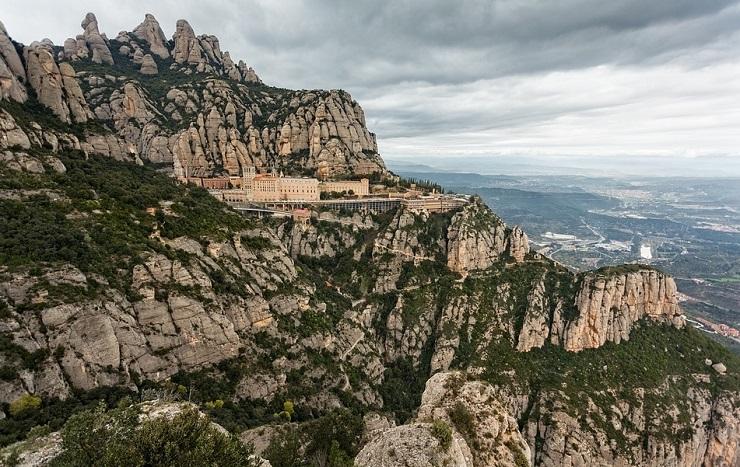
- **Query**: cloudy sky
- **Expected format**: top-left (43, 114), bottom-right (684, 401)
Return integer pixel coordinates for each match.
top-left (2, 1), bottom-right (739, 170)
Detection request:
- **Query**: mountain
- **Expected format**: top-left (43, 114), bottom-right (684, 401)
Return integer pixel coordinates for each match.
top-left (0, 12), bottom-right (738, 467)
top-left (0, 13), bottom-right (385, 179)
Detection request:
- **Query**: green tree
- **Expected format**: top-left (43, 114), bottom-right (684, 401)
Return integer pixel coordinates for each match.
top-left (51, 403), bottom-right (255, 467)
top-left (8, 394), bottom-right (42, 418)
top-left (134, 407), bottom-right (253, 466)
top-left (263, 427), bottom-right (302, 467)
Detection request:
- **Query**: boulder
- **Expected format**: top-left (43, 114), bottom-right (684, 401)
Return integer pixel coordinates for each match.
top-left (139, 54), bottom-right (159, 75)
top-left (0, 110), bottom-right (30, 149)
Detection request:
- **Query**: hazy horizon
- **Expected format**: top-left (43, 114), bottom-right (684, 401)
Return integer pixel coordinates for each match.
top-left (387, 154), bottom-right (740, 179)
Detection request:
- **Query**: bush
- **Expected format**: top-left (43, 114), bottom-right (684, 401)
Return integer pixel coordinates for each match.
top-left (263, 409), bottom-right (363, 467)
top-left (431, 419), bottom-right (452, 451)
top-left (9, 395), bottom-right (42, 418)
top-left (52, 403), bottom-right (256, 466)
top-left (505, 439), bottom-right (529, 467)
top-left (134, 407), bottom-right (254, 466)
top-left (204, 399), bottom-right (224, 410)
top-left (448, 401), bottom-right (475, 439)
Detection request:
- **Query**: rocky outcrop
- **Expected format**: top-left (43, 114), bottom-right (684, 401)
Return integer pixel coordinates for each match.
top-left (24, 42), bottom-right (92, 124)
top-left (356, 422), bottom-right (470, 467)
top-left (80, 13), bottom-right (113, 65)
top-left (170, 19), bottom-right (261, 85)
top-left (519, 385), bottom-right (740, 467)
top-left (58, 63), bottom-right (92, 123)
top-left (0, 20), bottom-right (27, 102)
top-left (139, 54), bottom-right (158, 75)
top-left (0, 110), bottom-right (31, 149)
top-left (281, 211), bottom-right (376, 259)
top-left (516, 273), bottom-right (555, 352)
top-left (0, 15), bottom-right (384, 179)
top-left (172, 19), bottom-right (199, 65)
top-left (0, 227), bottom-right (300, 401)
top-left (164, 87), bottom-right (383, 177)
top-left (563, 268), bottom-right (684, 351)
top-left (506, 226), bottom-right (529, 263)
top-left (514, 267), bottom-right (684, 353)
top-left (25, 41), bottom-right (71, 123)
top-left (132, 14), bottom-right (170, 59)
top-left (447, 199), bottom-right (529, 275)
top-left (357, 372), bottom-right (532, 467)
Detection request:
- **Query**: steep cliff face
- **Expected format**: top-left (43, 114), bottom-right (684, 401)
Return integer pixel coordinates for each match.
top-left (0, 13), bottom-right (385, 179)
top-left (0, 21), bottom-right (27, 103)
top-left (446, 201), bottom-right (529, 276)
top-left (358, 371), bottom-right (532, 467)
top-left (563, 267), bottom-right (684, 351)
top-left (515, 266), bottom-right (684, 353)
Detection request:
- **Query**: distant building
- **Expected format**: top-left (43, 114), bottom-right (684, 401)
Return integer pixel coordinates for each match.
top-left (403, 195), bottom-right (467, 213)
top-left (292, 208), bottom-right (312, 226)
top-left (252, 173), bottom-right (319, 202)
top-left (640, 244), bottom-right (653, 260)
top-left (319, 179), bottom-right (369, 196)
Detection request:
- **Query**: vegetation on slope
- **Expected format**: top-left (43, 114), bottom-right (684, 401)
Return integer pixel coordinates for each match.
top-left (0, 149), bottom-right (250, 295)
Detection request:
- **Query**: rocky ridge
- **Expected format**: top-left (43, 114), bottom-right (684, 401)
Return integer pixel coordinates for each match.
top-left (0, 13), bottom-right (385, 178)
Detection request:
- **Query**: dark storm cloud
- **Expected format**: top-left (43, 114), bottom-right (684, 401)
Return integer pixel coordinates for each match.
top-left (1, 1), bottom-right (739, 161)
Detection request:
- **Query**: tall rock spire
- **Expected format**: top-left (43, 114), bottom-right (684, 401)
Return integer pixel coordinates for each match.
top-left (133, 14), bottom-right (170, 59)
top-left (81, 12), bottom-right (114, 65)
top-left (0, 20), bottom-right (28, 102)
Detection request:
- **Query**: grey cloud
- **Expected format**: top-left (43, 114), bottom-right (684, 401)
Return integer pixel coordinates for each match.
top-left (2, 1), bottom-right (739, 88)
top-left (0, 1), bottom-right (739, 164)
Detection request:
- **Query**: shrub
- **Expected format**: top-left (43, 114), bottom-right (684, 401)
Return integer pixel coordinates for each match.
top-left (448, 401), bottom-right (475, 439)
top-left (505, 439), bottom-right (529, 467)
top-left (204, 399), bottom-right (224, 410)
top-left (52, 403), bottom-right (256, 466)
top-left (278, 400), bottom-right (295, 421)
top-left (263, 427), bottom-right (301, 467)
top-left (134, 407), bottom-right (254, 466)
top-left (431, 419), bottom-right (452, 451)
top-left (9, 395), bottom-right (42, 418)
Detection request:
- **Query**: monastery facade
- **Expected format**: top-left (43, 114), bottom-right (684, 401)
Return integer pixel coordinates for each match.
top-left (180, 167), bottom-right (369, 203)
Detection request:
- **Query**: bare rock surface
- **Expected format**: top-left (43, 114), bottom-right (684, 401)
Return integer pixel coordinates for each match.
top-left (132, 14), bottom-right (170, 59)
top-left (81, 13), bottom-right (114, 65)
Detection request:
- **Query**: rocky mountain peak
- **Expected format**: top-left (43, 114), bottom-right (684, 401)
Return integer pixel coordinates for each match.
top-left (0, 20), bottom-right (27, 102)
top-left (172, 19), bottom-right (197, 64)
top-left (80, 12), bottom-right (114, 65)
top-left (132, 14), bottom-right (170, 59)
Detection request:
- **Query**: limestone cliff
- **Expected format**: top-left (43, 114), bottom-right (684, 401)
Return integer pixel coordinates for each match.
top-left (446, 200), bottom-right (529, 276)
top-left (0, 13), bottom-right (385, 179)
top-left (0, 152), bottom-right (737, 465)
top-left (563, 267), bottom-right (684, 351)
top-left (0, 21), bottom-right (26, 103)
top-left (516, 266), bottom-right (684, 353)
top-left (357, 372), bottom-right (531, 467)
